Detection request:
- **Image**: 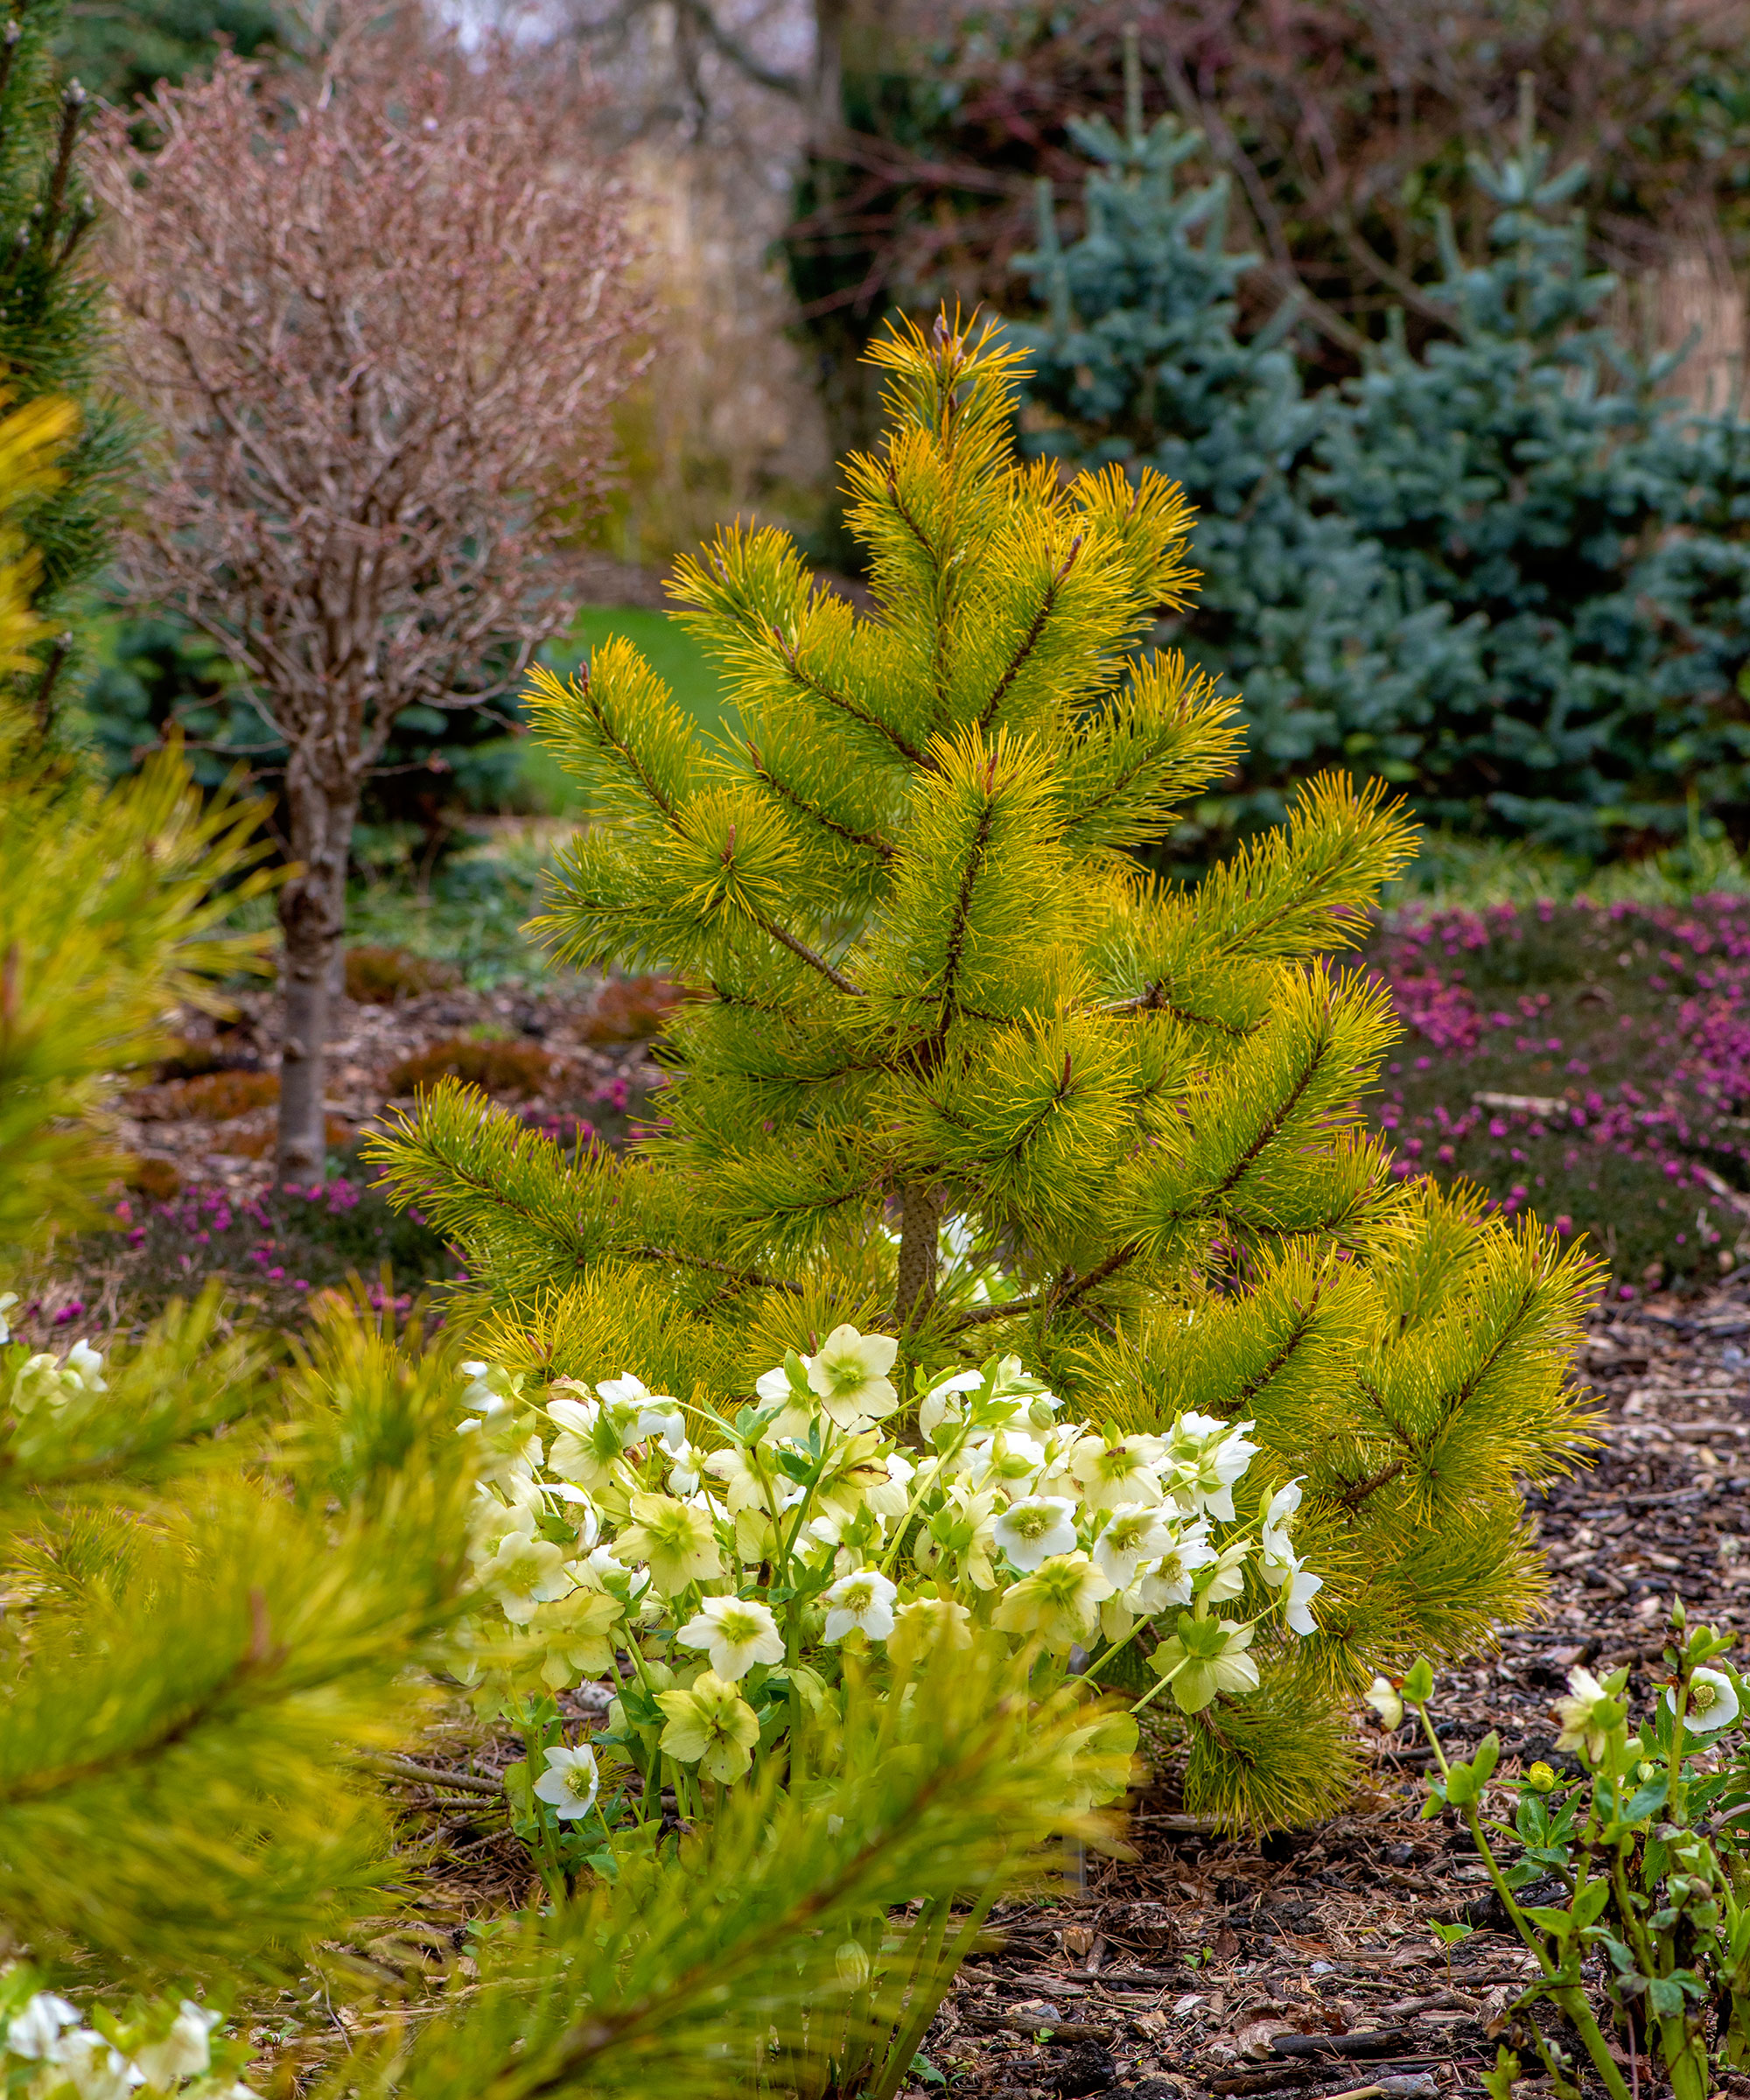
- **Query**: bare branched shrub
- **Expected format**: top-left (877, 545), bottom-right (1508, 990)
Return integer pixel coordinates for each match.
top-left (91, 30), bottom-right (653, 1179)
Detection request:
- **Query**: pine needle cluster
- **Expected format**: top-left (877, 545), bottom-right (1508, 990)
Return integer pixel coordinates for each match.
top-left (371, 315), bottom-right (1601, 1826)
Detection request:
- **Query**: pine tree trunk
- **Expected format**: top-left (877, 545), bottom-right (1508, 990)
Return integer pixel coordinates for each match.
top-left (894, 1180), bottom-right (941, 1330)
top-left (276, 766), bottom-right (355, 1186)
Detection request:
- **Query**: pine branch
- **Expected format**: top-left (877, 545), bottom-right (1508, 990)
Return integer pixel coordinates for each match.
top-left (976, 536), bottom-right (1079, 729)
top-left (771, 623), bottom-right (932, 770)
top-left (745, 737), bottom-right (895, 864)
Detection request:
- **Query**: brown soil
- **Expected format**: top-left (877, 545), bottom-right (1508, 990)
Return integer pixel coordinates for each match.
top-left (892, 1275), bottom-right (1750, 2099)
top-left (115, 966), bottom-right (676, 1194)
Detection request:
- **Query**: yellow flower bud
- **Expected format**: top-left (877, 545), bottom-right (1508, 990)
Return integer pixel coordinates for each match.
top-left (1525, 1760), bottom-right (1557, 1793)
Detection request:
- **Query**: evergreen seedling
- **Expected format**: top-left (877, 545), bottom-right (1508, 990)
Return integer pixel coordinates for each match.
top-left (374, 315), bottom-right (1600, 1826)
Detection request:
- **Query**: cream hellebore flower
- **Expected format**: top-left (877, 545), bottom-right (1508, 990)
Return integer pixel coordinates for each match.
top-left (865, 1451), bottom-right (916, 1522)
top-left (991, 1551), bottom-right (1115, 1653)
top-left (1258, 1477), bottom-right (1304, 1581)
top-left (546, 1392), bottom-right (626, 1493)
top-left (11, 1341), bottom-right (105, 1413)
top-left (677, 1594), bottom-right (785, 1680)
top-left (888, 1594), bottom-right (974, 1668)
top-left (1553, 1665), bottom-right (1623, 1762)
top-left (1198, 1535), bottom-right (1255, 1606)
top-left (134, 2003), bottom-right (221, 2089)
top-left (1365, 1676), bottom-right (1405, 1730)
top-left (703, 1444), bottom-right (774, 1516)
top-left (1069, 1436), bottom-right (1164, 1513)
top-left (0, 1292), bottom-right (17, 1347)
top-left (808, 1324), bottom-right (900, 1430)
top-left (616, 1490), bottom-right (724, 1594)
top-left (822, 1566), bottom-right (899, 1643)
top-left (1150, 1613), bottom-right (1259, 1713)
top-left (1673, 1667), bottom-right (1741, 1734)
top-left (656, 1669), bottom-right (761, 1782)
top-left (1092, 1503), bottom-right (1173, 1591)
top-left (530, 1586), bottom-right (624, 1688)
top-left (927, 1483), bottom-right (1002, 1590)
top-left (993, 1494), bottom-right (1078, 1572)
top-left (6, 1992), bottom-right (79, 2059)
top-left (485, 1530), bottom-right (571, 1623)
top-left (1130, 1518), bottom-right (1218, 1610)
top-left (61, 1339), bottom-right (106, 1392)
top-left (48, 2031), bottom-right (142, 2100)
top-left (533, 1742), bottom-right (601, 1819)
top-left (1168, 1413), bottom-right (1260, 1521)
top-left (918, 1368), bottom-right (984, 1441)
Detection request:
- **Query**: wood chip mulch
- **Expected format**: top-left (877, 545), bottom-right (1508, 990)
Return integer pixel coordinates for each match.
top-left (912, 1271), bottom-right (1750, 2100)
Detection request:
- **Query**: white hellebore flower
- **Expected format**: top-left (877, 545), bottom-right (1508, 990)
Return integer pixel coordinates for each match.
top-left (1130, 1519), bottom-right (1218, 1611)
top-left (1092, 1503), bottom-right (1173, 1591)
top-left (753, 1361), bottom-right (820, 1440)
top-left (970, 1431), bottom-right (1047, 1495)
top-left (1169, 1412), bottom-right (1259, 1521)
top-left (1258, 1477), bottom-right (1304, 1581)
top-left (60, 1339), bottom-right (105, 1394)
top-left (822, 1566), bottom-right (899, 1643)
top-left (134, 2002), bottom-right (221, 2089)
top-left (1282, 1562), bottom-right (1323, 1635)
top-left (1674, 1667), bottom-right (1741, 1734)
top-left (594, 1372), bottom-right (686, 1452)
top-left (667, 1438), bottom-right (704, 1495)
top-left (48, 2031), bottom-right (143, 2100)
top-left (918, 1368), bottom-right (984, 1441)
top-left (533, 1743), bottom-right (601, 1820)
top-left (460, 1360), bottom-right (514, 1416)
top-left (993, 1494), bottom-right (1078, 1572)
top-left (6, 1992), bottom-right (79, 2059)
top-left (0, 1292), bottom-right (16, 1346)
top-left (677, 1594), bottom-right (785, 1681)
top-left (808, 1324), bottom-right (900, 1430)
top-left (485, 1530), bottom-right (571, 1623)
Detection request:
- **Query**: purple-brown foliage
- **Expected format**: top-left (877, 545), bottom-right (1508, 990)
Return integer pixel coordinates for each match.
top-left (90, 29), bottom-right (653, 1183)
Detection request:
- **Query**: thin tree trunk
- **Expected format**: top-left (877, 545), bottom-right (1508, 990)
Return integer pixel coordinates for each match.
top-left (326, 852), bottom-right (347, 1002)
top-left (276, 767), bottom-right (355, 1186)
top-left (894, 1180), bottom-right (941, 1331)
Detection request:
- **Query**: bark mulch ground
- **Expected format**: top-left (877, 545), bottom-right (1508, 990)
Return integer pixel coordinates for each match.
top-left (904, 1274), bottom-right (1750, 2100)
top-left (60, 970), bottom-right (1750, 2094)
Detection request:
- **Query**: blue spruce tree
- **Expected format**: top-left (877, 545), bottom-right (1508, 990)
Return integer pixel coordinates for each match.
top-left (1014, 82), bottom-right (1750, 857)
top-left (1010, 107), bottom-right (1465, 851)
